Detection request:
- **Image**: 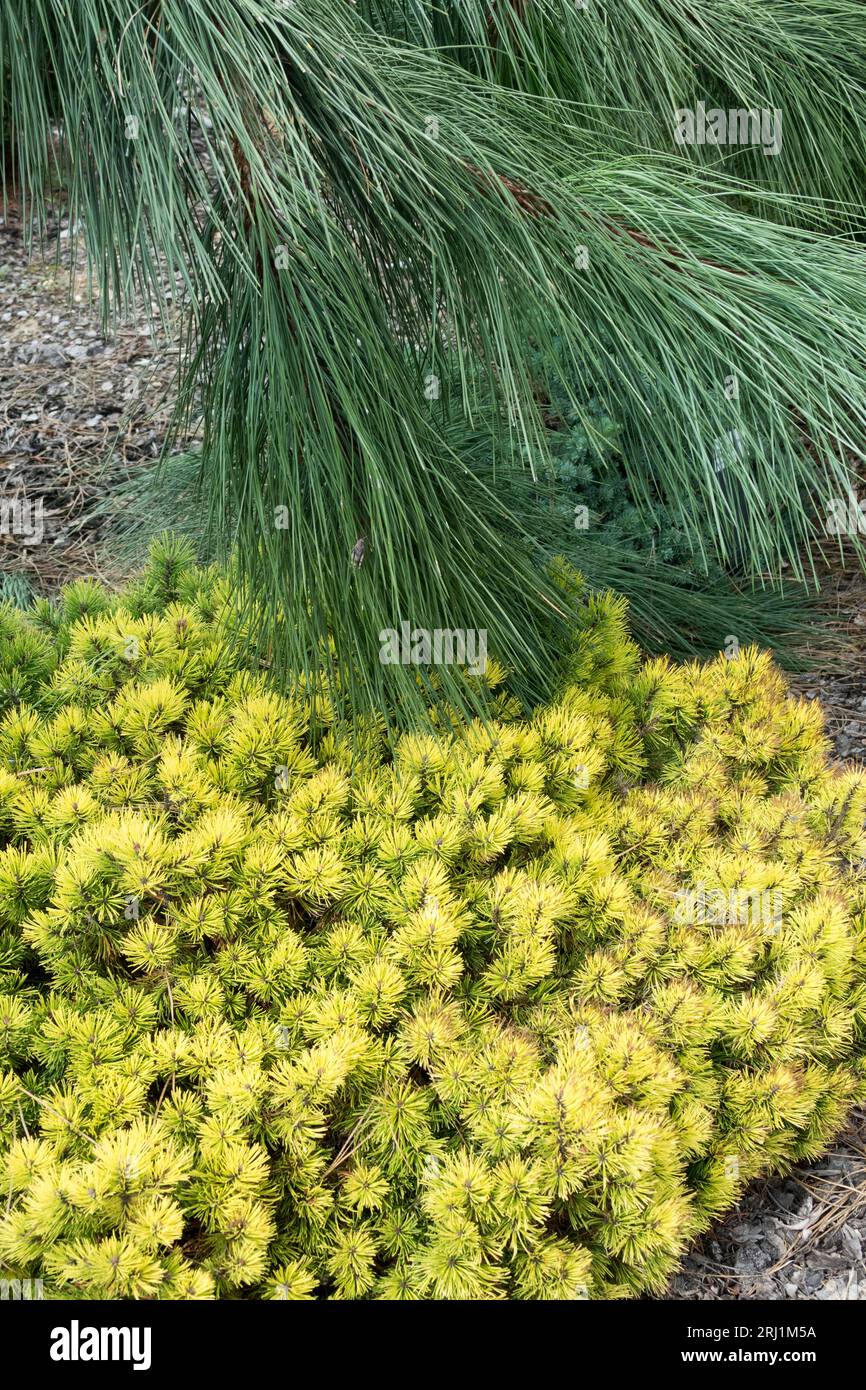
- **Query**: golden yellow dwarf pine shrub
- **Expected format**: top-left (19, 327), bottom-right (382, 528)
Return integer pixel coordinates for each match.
top-left (0, 538), bottom-right (865, 1300)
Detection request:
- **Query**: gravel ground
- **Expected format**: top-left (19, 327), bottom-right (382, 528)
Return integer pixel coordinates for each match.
top-left (668, 1114), bottom-right (866, 1301)
top-left (2, 211), bottom-right (866, 1303)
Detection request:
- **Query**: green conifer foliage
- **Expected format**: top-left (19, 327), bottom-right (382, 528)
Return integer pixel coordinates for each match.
top-left (0, 540), bottom-right (865, 1300)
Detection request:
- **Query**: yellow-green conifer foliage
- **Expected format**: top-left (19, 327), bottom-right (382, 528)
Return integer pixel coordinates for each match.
top-left (1, 540), bottom-right (865, 1299)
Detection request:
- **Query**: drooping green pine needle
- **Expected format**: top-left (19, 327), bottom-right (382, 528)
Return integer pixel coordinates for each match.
top-left (3, 1), bottom-right (865, 719)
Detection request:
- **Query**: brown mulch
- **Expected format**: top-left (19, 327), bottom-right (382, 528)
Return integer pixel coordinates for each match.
top-left (789, 566), bottom-right (866, 766)
top-left (0, 208), bottom-right (183, 593)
